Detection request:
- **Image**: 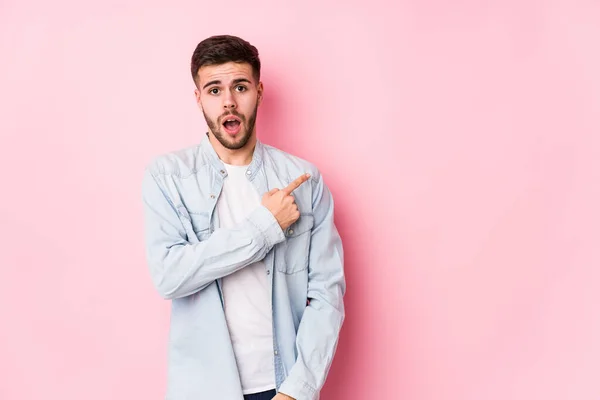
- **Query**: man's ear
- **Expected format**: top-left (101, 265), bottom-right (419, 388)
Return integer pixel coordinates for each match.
top-left (257, 81), bottom-right (264, 106)
top-left (194, 89), bottom-right (202, 110)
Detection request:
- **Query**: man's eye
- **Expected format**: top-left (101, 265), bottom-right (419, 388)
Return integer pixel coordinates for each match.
top-left (235, 85), bottom-right (247, 92)
top-left (209, 88), bottom-right (220, 95)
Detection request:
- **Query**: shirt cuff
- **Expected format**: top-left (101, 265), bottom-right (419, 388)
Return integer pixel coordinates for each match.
top-left (246, 205), bottom-right (286, 249)
top-left (278, 377), bottom-right (318, 400)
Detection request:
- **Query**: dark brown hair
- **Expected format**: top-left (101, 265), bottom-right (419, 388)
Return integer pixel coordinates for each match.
top-left (190, 35), bottom-right (261, 87)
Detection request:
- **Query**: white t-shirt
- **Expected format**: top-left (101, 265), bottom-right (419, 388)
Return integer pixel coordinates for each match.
top-left (216, 163), bottom-right (276, 394)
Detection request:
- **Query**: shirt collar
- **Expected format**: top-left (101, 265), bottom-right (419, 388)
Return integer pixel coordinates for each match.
top-left (200, 133), bottom-right (264, 179)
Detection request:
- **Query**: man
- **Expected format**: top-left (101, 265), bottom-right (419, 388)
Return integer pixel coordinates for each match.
top-left (142, 35), bottom-right (345, 400)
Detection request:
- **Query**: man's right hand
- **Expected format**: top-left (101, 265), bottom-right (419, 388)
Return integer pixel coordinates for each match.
top-left (261, 173), bottom-right (311, 231)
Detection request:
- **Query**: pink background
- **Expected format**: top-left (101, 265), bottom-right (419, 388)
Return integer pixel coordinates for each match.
top-left (1, 1), bottom-right (599, 399)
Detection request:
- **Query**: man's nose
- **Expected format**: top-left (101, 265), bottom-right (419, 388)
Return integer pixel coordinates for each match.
top-left (223, 90), bottom-right (236, 109)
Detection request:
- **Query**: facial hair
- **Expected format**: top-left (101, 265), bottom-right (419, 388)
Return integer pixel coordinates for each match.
top-left (203, 103), bottom-right (258, 150)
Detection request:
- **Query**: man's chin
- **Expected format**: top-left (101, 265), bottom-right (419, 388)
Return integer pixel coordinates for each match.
top-left (217, 132), bottom-right (250, 150)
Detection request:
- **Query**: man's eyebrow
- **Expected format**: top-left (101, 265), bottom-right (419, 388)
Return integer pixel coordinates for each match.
top-left (202, 78), bottom-right (252, 90)
top-left (202, 80), bottom-right (221, 89)
top-left (232, 78), bottom-right (252, 85)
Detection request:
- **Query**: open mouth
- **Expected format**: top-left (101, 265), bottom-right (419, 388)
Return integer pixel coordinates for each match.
top-left (222, 116), bottom-right (242, 135)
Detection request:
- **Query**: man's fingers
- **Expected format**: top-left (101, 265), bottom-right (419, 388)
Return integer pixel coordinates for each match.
top-left (282, 173), bottom-right (311, 195)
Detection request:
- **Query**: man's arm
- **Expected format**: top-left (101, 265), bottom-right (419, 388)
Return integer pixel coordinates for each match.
top-left (278, 171), bottom-right (346, 400)
top-left (142, 168), bottom-right (286, 299)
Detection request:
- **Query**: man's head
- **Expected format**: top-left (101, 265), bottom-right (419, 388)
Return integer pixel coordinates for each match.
top-left (191, 35), bottom-right (263, 152)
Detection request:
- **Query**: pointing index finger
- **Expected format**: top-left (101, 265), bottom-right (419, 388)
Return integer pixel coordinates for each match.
top-left (282, 173), bottom-right (311, 195)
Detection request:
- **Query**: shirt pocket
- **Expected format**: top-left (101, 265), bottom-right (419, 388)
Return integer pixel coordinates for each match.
top-left (177, 206), bottom-right (211, 242)
top-left (278, 213), bottom-right (314, 274)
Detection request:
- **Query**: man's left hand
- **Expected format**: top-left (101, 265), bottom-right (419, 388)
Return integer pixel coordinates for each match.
top-left (272, 393), bottom-right (295, 400)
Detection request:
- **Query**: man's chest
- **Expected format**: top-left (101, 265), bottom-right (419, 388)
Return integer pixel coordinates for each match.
top-left (216, 172), bottom-right (262, 228)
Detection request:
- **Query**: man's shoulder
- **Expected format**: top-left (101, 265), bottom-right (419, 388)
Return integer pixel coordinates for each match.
top-left (145, 143), bottom-right (206, 178)
top-left (262, 143), bottom-right (321, 181)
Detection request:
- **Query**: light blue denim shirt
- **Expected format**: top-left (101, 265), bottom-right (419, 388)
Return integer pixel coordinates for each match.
top-left (141, 135), bottom-right (346, 400)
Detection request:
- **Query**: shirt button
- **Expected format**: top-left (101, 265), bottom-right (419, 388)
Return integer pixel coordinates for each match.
top-left (288, 229), bottom-right (294, 235)
top-left (246, 170), bottom-right (251, 175)
top-left (274, 350), bottom-right (278, 355)
top-left (266, 270), bottom-right (270, 275)
top-left (210, 194), bottom-right (215, 199)
top-left (220, 169), bottom-right (225, 174)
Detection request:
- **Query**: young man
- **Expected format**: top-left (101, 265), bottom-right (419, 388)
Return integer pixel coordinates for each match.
top-left (142, 35), bottom-right (345, 400)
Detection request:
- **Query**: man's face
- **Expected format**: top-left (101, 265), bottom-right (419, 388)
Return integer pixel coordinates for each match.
top-left (194, 62), bottom-right (263, 151)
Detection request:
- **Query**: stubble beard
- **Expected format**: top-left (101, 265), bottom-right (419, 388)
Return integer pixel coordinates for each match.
top-left (204, 104), bottom-right (258, 150)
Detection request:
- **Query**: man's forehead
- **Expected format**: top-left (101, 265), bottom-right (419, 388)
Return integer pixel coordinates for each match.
top-left (198, 62), bottom-right (254, 84)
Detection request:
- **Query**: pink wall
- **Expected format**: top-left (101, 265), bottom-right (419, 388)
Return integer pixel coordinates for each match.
top-left (1, 1), bottom-right (599, 399)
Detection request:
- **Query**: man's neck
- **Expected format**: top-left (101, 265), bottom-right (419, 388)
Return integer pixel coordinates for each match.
top-left (208, 133), bottom-right (256, 166)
